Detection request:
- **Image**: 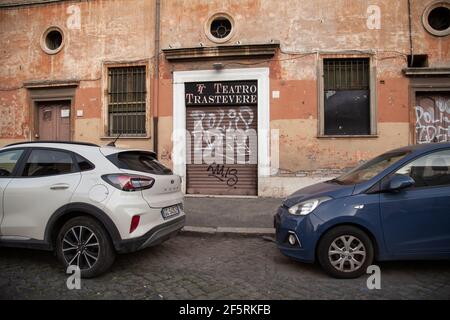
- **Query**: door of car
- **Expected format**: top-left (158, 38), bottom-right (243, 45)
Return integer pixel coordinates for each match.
top-left (379, 148), bottom-right (450, 256)
top-left (1, 148), bottom-right (81, 241)
top-left (0, 148), bottom-right (26, 235)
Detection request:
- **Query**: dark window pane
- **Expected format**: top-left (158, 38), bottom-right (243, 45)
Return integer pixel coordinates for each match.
top-left (75, 153), bottom-right (95, 172)
top-left (395, 149), bottom-right (450, 188)
top-left (108, 66), bottom-right (146, 136)
top-left (210, 17), bottom-right (232, 39)
top-left (23, 149), bottom-right (75, 177)
top-left (324, 90), bottom-right (370, 135)
top-left (107, 151), bottom-right (172, 175)
top-left (324, 58), bottom-right (371, 135)
top-left (0, 149), bottom-right (24, 177)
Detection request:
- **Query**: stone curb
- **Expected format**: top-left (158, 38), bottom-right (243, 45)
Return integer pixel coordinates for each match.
top-left (181, 226), bottom-right (275, 236)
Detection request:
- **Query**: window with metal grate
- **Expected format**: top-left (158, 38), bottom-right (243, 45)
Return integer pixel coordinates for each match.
top-left (323, 58), bottom-right (371, 136)
top-left (107, 66), bottom-right (147, 136)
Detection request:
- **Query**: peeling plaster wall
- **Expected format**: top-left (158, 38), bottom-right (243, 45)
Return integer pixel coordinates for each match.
top-left (157, 0), bottom-right (449, 176)
top-left (272, 120), bottom-right (410, 172)
top-left (1, 0), bottom-right (449, 181)
top-left (160, 0), bottom-right (448, 64)
top-left (0, 91), bottom-right (29, 139)
top-left (0, 0), bottom-right (155, 149)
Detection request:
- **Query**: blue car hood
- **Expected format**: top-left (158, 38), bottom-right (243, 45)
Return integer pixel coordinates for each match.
top-left (283, 181), bottom-right (355, 207)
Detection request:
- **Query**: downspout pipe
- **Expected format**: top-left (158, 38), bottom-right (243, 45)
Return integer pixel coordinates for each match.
top-left (408, 0), bottom-right (414, 67)
top-left (153, 0), bottom-right (161, 156)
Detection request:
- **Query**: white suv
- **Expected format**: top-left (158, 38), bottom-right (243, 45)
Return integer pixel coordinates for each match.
top-left (0, 141), bottom-right (185, 277)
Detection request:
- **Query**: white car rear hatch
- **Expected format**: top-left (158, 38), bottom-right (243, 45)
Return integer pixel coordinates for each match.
top-left (100, 148), bottom-right (182, 208)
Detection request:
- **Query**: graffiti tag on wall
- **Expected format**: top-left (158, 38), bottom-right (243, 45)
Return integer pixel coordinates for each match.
top-left (415, 95), bottom-right (450, 144)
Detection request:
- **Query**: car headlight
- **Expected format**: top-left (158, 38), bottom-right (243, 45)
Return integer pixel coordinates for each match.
top-left (288, 197), bottom-right (332, 216)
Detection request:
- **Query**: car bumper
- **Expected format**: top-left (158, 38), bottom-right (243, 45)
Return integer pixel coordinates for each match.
top-left (114, 215), bottom-right (185, 253)
top-left (274, 205), bottom-right (322, 263)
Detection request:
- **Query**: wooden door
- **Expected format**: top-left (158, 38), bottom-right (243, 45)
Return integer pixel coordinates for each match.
top-left (37, 101), bottom-right (71, 141)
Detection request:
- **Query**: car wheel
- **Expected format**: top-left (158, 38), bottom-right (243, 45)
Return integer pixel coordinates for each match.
top-left (56, 216), bottom-right (116, 278)
top-left (317, 225), bottom-right (374, 279)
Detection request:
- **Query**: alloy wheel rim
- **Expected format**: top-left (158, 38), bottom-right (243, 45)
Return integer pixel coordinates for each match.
top-left (328, 235), bottom-right (366, 273)
top-left (62, 226), bottom-right (100, 270)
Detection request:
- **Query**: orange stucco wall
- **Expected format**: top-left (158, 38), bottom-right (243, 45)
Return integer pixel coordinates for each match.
top-left (0, 0), bottom-right (155, 148)
top-left (1, 0), bottom-right (449, 174)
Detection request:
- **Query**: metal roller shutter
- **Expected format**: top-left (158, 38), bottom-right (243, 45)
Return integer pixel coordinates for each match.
top-left (415, 92), bottom-right (450, 144)
top-left (185, 81), bottom-right (258, 195)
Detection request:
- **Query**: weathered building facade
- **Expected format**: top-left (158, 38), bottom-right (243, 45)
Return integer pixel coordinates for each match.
top-left (1, 0), bottom-right (449, 197)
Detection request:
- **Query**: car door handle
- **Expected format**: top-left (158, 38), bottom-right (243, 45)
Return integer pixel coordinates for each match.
top-left (50, 184), bottom-right (70, 190)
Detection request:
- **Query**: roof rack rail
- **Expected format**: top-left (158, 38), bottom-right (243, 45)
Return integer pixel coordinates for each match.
top-left (5, 141), bottom-right (100, 147)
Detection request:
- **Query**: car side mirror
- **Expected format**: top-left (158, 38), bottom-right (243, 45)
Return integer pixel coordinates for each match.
top-left (386, 174), bottom-right (415, 192)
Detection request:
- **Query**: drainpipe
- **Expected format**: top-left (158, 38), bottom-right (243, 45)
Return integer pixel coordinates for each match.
top-left (407, 0), bottom-right (414, 145)
top-left (407, 0), bottom-right (414, 67)
top-left (153, 0), bottom-right (161, 156)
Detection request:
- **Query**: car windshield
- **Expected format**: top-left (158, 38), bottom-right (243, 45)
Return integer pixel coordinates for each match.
top-left (332, 150), bottom-right (410, 185)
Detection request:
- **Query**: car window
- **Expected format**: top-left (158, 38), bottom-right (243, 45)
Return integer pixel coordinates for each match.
top-left (107, 151), bottom-right (172, 175)
top-left (22, 149), bottom-right (76, 177)
top-left (74, 153), bottom-right (95, 171)
top-left (333, 151), bottom-right (410, 185)
top-left (0, 149), bottom-right (24, 177)
top-left (395, 149), bottom-right (450, 188)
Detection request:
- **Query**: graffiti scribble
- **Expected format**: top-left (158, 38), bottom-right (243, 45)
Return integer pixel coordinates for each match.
top-left (206, 164), bottom-right (239, 187)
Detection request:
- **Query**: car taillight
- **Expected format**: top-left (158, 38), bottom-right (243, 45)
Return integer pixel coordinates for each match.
top-left (102, 174), bottom-right (155, 192)
top-left (130, 215), bottom-right (140, 233)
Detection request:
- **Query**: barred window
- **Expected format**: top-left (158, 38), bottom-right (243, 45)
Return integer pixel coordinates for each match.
top-left (323, 58), bottom-right (371, 136)
top-left (107, 66), bottom-right (146, 136)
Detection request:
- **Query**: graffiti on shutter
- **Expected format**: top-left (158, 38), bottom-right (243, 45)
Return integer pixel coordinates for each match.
top-left (415, 92), bottom-right (450, 144)
top-left (185, 80), bottom-right (258, 195)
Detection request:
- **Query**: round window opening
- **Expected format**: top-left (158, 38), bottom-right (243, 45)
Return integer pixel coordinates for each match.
top-left (428, 6), bottom-right (450, 31)
top-left (211, 17), bottom-right (232, 39)
top-left (423, 2), bottom-right (450, 36)
top-left (41, 27), bottom-right (64, 54)
top-left (205, 13), bottom-right (235, 43)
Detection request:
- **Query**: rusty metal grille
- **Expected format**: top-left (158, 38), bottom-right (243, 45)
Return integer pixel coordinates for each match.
top-left (107, 66), bottom-right (146, 136)
top-left (324, 58), bottom-right (369, 90)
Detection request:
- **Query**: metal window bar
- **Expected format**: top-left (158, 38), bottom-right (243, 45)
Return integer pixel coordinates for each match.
top-left (324, 58), bottom-right (369, 91)
top-left (323, 58), bottom-right (371, 135)
top-left (108, 66), bottom-right (146, 136)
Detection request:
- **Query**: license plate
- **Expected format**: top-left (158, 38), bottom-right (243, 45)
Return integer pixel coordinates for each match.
top-left (161, 204), bottom-right (180, 220)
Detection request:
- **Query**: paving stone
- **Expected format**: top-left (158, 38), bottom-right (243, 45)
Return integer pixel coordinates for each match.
top-left (0, 235), bottom-right (450, 299)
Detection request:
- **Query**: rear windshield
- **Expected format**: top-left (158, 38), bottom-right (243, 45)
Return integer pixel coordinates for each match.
top-left (107, 151), bottom-right (172, 175)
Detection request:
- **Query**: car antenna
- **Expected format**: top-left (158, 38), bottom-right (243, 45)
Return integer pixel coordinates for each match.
top-left (107, 133), bottom-right (122, 147)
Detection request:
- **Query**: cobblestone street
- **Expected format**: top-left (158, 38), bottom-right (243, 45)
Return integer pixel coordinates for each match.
top-left (1, 234), bottom-right (449, 300)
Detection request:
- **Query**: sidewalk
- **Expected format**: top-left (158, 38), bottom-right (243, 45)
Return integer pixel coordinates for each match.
top-left (183, 196), bottom-right (283, 236)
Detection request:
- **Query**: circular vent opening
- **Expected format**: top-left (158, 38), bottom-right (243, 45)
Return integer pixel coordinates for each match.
top-left (428, 6), bottom-right (450, 31)
top-left (422, 2), bottom-right (450, 37)
top-left (41, 27), bottom-right (64, 54)
top-left (210, 17), bottom-right (232, 39)
top-left (205, 13), bottom-right (235, 43)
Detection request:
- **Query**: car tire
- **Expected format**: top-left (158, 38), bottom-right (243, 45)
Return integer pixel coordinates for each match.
top-left (317, 225), bottom-right (374, 279)
top-left (56, 216), bottom-right (116, 278)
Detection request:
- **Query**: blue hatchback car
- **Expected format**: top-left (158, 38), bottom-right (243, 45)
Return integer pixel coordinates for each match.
top-left (275, 143), bottom-right (450, 278)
